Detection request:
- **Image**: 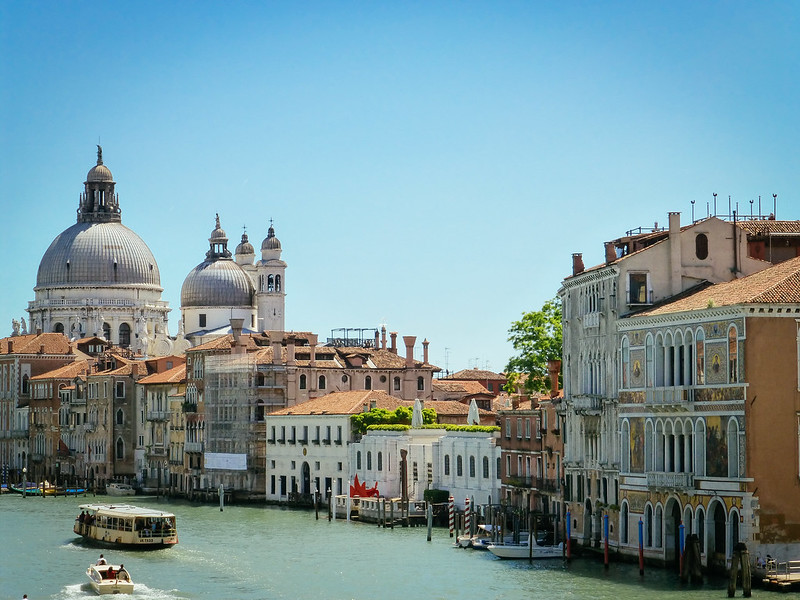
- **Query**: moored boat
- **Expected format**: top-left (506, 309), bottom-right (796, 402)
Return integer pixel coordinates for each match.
top-left (86, 563), bottom-right (134, 595)
top-left (75, 503), bottom-right (178, 548)
top-left (487, 539), bottom-right (564, 560)
top-left (106, 483), bottom-right (136, 497)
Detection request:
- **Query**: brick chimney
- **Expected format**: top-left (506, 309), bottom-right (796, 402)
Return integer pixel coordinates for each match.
top-left (604, 242), bottom-right (617, 264)
top-left (547, 359), bottom-right (562, 398)
top-left (381, 326), bottom-right (387, 350)
top-left (403, 336), bottom-right (416, 368)
top-left (230, 318), bottom-right (246, 355)
top-left (389, 332), bottom-right (397, 354)
top-left (374, 330), bottom-right (380, 349)
top-left (572, 253), bottom-right (585, 275)
top-left (422, 339), bottom-right (429, 364)
top-left (270, 331), bottom-right (283, 365)
top-left (308, 333), bottom-right (318, 366)
top-left (7, 340), bottom-right (12, 353)
top-left (669, 211), bottom-right (682, 296)
top-left (287, 335), bottom-right (296, 366)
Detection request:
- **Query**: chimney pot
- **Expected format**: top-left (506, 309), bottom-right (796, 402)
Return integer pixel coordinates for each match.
top-left (604, 242), bottom-right (617, 264)
top-left (389, 332), bottom-right (397, 354)
top-left (403, 335), bottom-right (416, 368)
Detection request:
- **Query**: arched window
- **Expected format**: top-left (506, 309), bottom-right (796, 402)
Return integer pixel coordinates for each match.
top-left (417, 376), bottom-right (424, 391)
top-left (299, 374), bottom-right (307, 390)
top-left (621, 337), bottom-right (630, 389)
top-left (655, 505), bottom-right (663, 548)
top-left (377, 451), bottom-right (383, 471)
top-left (367, 451), bottom-right (372, 470)
top-left (268, 275), bottom-right (275, 292)
top-left (728, 418), bottom-right (739, 478)
top-left (356, 451), bottom-right (362, 470)
top-left (393, 377), bottom-right (400, 391)
top-left (645, 504), bottom-right (653, 547)
top-left (21, 374), bottom-right (29, 394)
top-left (275, 275), bottom-right (281, 292)
top-left (259, 274), bottom-right (266, 292)
top-left (728, 326), bottom-right (739, 383)
top-left (696, 328), bottom-right (705, 385)
top-left (695, 418), bottom-right (706, 477)
top-left (655, 334), bottom-right (665, 387)
top-left (54, 322), bottom-right (64, 334)
top-left (116, 438), bottom-right (124, 460)
top-left (102, 322), bottom-right (111, 341)
top-left (621, 420), bottom-right (631, 472)
top-left (456, 456), bottom-right (464, 477)
top-left (482, 456), bottom-right (490, 478)
top-left (119, 323), bottom-right (131, 347)
top-left (696, 233), bottom-right (709, 260)
top-left (365, 376), bottom-right (372, 390)
top-left (318, 375), bottom-right (326, 390)
top-left (645, 334), bottom-right (655, 388)
top-left (116, 409), bottom-right (124, 425)
top-left (444, 455), bottom-right (450, 476)
top-left (469, 456), bottom-right (476, 478)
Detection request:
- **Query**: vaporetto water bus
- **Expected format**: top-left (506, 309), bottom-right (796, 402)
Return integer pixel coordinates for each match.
top-left (74, 503), bottom-right (178, 548)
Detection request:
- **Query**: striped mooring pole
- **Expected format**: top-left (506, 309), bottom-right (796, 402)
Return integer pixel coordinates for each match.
top-left (464, 497), bottom-right (471, 539)
top-left (448, 496), bottom-right (455, 538)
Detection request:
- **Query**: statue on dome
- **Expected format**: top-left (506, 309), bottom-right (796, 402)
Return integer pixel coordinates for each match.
top-left (11, 319), bottom-right (20, 337)
top-left (20, 318), bottom-right (27, 335)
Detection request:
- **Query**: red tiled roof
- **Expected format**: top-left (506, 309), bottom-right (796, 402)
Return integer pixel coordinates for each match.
top-left (636, 255), bottom-right (800, 316)
top-left (31, 360), bottom-right (91, 380)
top-left (270, 390), bottom-right (406, 415)
top-left (0, 333), bottom-right (72, 356)
top-left (735, 220), bottom-right (800, 235)
top-left (443, 368), bottom-right (505, 381)
top-left (138, 364), bottom-right (187, 385)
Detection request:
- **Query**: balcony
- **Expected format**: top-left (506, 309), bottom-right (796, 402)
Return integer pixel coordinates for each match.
top-left (572, 396), bottom-right (602, 415)
top-left (646, 471), bottom-right (694, 490)
top-left (184, 441), bottom-right (203, 453)
top-left (582, 312), bottom-right (600, 329)
top-left (147, 410), bottom-right (170, 421)
top-left (148, 446), bottom-right (168, 457)
top-left (505, 477), bottom-right (560, 492)
top-left (323, 439), bottom-right (331, 445)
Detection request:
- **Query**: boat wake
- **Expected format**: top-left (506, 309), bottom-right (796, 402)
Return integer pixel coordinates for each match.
top-left (56, 582), bottom-right (190, 599)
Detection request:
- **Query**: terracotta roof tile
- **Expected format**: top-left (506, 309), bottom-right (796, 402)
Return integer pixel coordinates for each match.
top-left (0, 333), bottom-right (72, 356)
top-left (31, 360), bottom-right (91, 380)
top-left (636, 255), bottom-right (800, 316)
top-left (444, 368), bottom-right (505, 381)
top-left (138, 364), bottom-right (187, 385)
top-left (270, 390), bottom-right (406, 415)
top-left (735, 220), bottom-right (800, 235)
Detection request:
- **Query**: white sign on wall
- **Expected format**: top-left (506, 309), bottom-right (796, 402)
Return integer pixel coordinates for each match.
top-left (204, 452), bottom-right (247, 471)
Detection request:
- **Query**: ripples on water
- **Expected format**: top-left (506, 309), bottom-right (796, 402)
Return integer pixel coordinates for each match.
top-left (0, 494), bottom-right (795, 600)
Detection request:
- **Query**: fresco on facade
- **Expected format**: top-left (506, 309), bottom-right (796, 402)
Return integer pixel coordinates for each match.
top-left (630, 349), bottom-right (645, 388)
top-left (704, 342), bottom-right (728, 385)
top-left (630, 417), bottom-right (645, 473)
top-left (705, 415), bottom-right (729, 478)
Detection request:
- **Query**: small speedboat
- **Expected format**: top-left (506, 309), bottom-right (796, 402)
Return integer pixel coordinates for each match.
top-left (86, 563), bottom-right (134, 595)
top-left (487, 539), bottom-right (564, 560)
top-left (106, 482), bottom-right (136, 497)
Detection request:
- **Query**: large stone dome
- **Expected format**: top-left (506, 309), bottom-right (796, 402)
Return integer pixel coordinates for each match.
top-left (181, 260), bottom-right (255, 307)
top-left (36, 222), bottom-right (161, 288)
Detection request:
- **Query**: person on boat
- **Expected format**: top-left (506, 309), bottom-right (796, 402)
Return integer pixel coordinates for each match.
top-left (106, 566), bottom-right (116, 579)
top-left (96, 554), bottom-right (107, 565)
top-left (117, 564), bottom-right (129, 581)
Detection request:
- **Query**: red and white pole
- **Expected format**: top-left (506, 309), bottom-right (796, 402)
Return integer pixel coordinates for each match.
top-left (464, 497), bottom-right (471, 538)
top-left (448, 496), bottom-right (455, 538)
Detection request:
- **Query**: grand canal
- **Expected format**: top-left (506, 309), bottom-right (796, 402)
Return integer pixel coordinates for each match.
top-left (0, 493), bottom-right (791, 600)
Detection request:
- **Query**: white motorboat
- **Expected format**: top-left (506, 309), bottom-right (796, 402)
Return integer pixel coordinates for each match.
top-left (106, 483), bottom-right (136, 497)
top-left (487, 540), bottom-right (564, 560)
top-left (86, 563), bottom-right (134, 595)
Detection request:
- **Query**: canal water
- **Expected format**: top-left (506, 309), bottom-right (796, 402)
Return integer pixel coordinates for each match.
top-left (0, 493), bottom-right (790, 600)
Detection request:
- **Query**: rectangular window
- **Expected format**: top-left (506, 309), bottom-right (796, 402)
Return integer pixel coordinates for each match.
top-left (199, 314), bottom-right (207, 327)
top-left (505, 455), bottom-right (511, 477)
top-left (338, 462), bottom-right (343, 471)
top-left (115, 381), bottom-right (125, 398)
top-left (516, 418), bottom-right (522, 439)
top-left (628, 272), bottom-right (651, 305)
top-left (270, 475), bottom-right (275, 495)
top-left (505, 418), bottom-right (511, 439)
top-left (525, 418), bottom-right (531, 439)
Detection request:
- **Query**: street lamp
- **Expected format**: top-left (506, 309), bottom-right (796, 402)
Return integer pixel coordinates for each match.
top-left (22, 467), bottom-right (27, 499)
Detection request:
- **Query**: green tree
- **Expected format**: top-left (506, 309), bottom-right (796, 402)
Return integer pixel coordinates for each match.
top-left (505, 297), bottom-right (563, 394)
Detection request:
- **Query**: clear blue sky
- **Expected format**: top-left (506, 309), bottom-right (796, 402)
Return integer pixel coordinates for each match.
top-left (1, 1), bottom-right (798, 374)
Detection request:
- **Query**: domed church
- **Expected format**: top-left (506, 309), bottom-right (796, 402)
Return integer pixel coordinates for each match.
top-left (28, 147), bottom-right (173, 354)
top-left (181, 215), bottom-right (258, 344)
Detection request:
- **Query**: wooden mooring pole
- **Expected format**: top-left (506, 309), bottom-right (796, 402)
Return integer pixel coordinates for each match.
top-left (727, 542), bottom-right (752, 598)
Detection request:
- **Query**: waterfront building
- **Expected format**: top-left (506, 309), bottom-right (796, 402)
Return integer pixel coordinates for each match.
top-left (431, 379), bottom-right (494, 410)
top-left (351, 419), bottom-right (501, 510)
top-left (0, 332), bottom-right (75, 482)
top-left (27, 147), bottom-right (173, 355)
top-left (617, 255), bottom-right (800, 569)
top-left (137, 361), bottom-right (187, 493)
top-left (265, 390), bottom-right (404, 502)
top-left (29, 359), bottom-right (92, 485)
top-left (559, 210), bottom-right (800, 557)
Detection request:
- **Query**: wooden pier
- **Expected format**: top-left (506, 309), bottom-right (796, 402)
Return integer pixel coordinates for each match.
top-left (762, 558), bottom-right (800, 590)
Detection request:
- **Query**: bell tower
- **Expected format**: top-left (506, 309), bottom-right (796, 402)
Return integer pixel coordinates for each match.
top-left (255, 221), bottom-right (286, 331)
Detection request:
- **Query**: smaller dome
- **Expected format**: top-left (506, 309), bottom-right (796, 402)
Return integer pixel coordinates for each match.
top-left (86, 145), bottom-right (113, 182)
top-left (236, 232), bottom-right (255, 255)
top-left (210, 214), bottom-right (227, 240)
top-left (181, 260), bottom-right (255, 308)
top-left (261, 225), bottom-right (281, 251)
